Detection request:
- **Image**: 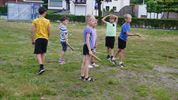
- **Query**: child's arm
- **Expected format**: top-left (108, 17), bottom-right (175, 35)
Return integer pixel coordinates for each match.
top-left (86, 33), bottom-right (93, 55)
top-left (113, 14), bottom-right (118, 23)
top-left (48, 23), bottom-right (51, 37)
top-left (64, 33), bottom-right (68, 42)
top-left (102, 15), bottom-right (110, 24)
top-left (126, 32), bottom-right (141, 37)
top-left (31, 25), bottom-right (36, 44)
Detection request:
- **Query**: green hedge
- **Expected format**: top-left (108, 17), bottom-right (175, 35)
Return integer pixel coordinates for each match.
top-left (46, 14), bottom-right (178, 30)
top-left (0, 6), bottom-right (7, 15)
top-left (46, 14), bottom-right (86, 23)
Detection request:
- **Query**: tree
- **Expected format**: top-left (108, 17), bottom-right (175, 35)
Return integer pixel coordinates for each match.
top-left (146, 0), bottom-right (156, 18)
top-left (42, 0), bottom-right (48, 9)
top-left (131, 0), bottom-right (144, 4)
top-left (96, 0), bottom-right (103, 24)
top-left (65, 0), bottom-right (70, 10)
top-left (146, 0), bottom-right (178, 19)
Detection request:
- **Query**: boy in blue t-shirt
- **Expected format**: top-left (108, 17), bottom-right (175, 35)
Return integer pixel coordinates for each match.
top-left (115, 14), bottom-right (140, 67)
top-left (58, 16), bottom-right (69, 64)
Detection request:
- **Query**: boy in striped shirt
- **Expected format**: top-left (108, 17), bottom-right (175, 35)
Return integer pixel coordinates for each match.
top-left (59, 16), bottom-right (69, 64)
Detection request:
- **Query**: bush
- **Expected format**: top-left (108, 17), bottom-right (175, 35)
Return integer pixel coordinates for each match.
top-left (46, 14), bottom-right (86, 22)
top-left (46, 14), bottom-right (178, 30)
top-left (0, 6), bottom-right (7, 15)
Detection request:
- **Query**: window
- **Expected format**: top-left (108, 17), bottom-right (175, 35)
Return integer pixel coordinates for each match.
top-left (105, 0), bottom-right (112, 2)
top-left (106, 6), bottom-right (109, 11)
top-left (49, 0), bottom-right (62, 7)
top-left (75, 0), bottom-right (86, 4)
top-left (113, 6), bottom-right (116, 11)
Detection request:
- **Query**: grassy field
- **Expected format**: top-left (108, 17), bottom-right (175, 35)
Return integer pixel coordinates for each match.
top-left (0, 20), bottom-right (178, 100)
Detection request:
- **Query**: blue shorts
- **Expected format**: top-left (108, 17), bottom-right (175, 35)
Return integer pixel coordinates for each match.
top-left (61, 42), bottom-right (67, 52)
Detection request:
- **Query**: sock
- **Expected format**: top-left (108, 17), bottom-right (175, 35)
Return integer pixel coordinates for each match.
top-left (111, 56), bottom-right (113, 59)
top-left (107, 55), bottom-right (110, 58)
top-left (40, 64), bottom-right (44, 69)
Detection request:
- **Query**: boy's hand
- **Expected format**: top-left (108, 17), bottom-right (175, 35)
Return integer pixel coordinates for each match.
top-left (32, 39), bottom-right (35, 45)
top-left (32, 42), bottom-right (35, 45)
top-left (137, 34), bottom-right (142, 37)
top-left (136, 33), bottom-right (141, 37)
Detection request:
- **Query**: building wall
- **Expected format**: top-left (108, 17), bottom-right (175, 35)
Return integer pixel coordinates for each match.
top-left (53, 0), bottom-right (130, 16)
top-left (48, 0), bottom-right (66, 10)
top-left (70, 0), bottom-right (95, 16)
top-left (102, 0), bottom-right (130, 12)
top-left (0, 0), bottom-right (23, 6)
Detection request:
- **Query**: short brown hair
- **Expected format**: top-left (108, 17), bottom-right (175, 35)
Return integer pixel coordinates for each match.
top-left (60, 16), bottom-right (69, 22)
top-left (38, 7), bottom-right (47, 15)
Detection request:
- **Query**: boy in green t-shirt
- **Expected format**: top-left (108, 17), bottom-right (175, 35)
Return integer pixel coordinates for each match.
top-left (102, 14), bottom-right (118, 64)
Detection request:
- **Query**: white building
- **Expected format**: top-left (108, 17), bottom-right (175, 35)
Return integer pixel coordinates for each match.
top-left (70, 0), bottom-right (98, 16)
top-left (48, 0), bottom-right (67, 10)
top-left (48, 0), bottom-right (130, 16)
top-left (135, 4), bottom-right (162, 19)
top-left (103, 0), bottom-right (130, 12)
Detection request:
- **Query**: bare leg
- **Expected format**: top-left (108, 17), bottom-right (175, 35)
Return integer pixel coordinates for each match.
top-left (107, 48), bottom-right (109, 56)
top-left (41, 53), bottom-right (45, 64)
top-left (84, 55), bottom-right (91, 78)
top-left (91, 51), bottom-right (95, 64)
top-left (115, 49), bottom-right (121, 58)
top-left (80, 56), bottom-right (86, 76)
top-left (119, 49), bottom-right (125, 62)
top-left (60, 51), bottom-right (65, 60)
top-left (110, 49), bottom-right (114, 57)
top-left (37, 54), bottom-right (43, 64)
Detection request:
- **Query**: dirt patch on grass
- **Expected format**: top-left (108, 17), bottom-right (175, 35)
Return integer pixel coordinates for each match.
top-left (154, 65), bottom-right (178, 74)
top-left (114, 67), bottom-right (178, 92)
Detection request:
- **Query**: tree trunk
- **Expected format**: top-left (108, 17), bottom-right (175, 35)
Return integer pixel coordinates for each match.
top-left (157, 13), bottom-right (159, 19)
top-left (167, 12), bottom-right (169, 19)
top-left (67, 3), bottom-right (70, 10)
top-left (98, 0), bottom-right (102, 24)
top-left (65, 0), bottom-right (70, 10)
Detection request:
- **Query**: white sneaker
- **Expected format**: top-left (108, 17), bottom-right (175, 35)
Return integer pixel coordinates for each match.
top-left (88, 65), bottom-right (94, 68)
top-left (112, 57), bottom-right (116, 60)
top-left (119, 62), bottom-right (125, 68)
top-left (92, 63), bottom-right (99, 67)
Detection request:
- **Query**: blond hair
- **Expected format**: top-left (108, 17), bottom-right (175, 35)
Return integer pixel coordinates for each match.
top-left (110, 14), bottom-right (116, 20)
top-left (86, 15), bottom-right (95, 23)
top-left (124, 14), bottom-right (132, 19)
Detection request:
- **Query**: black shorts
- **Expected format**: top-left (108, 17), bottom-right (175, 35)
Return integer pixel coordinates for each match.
top-left (118, 38), bottom-right (126, 49)
top-left (34, 38), bottom-right (48, 54)
top-left (83, 44), bottom-right (91, 55)
top-left (61, 42), bottom-right (67, 52)
top-left (105, 36), bottom-right (115, 49)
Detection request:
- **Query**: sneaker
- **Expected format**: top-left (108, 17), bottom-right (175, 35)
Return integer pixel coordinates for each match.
top-left (59, 61), bottom-right (65, 64)
top-left (84, 77), bottom-right (94, 82)
top-left (107, 55), bottom-right (110, 60)
top-left (88, 65), bottom-right (94, 68)
top-left (111, 57), bottom-right (117, 65)
top-left (80, 76), bottom-right (85, 81)
top-left (59, 59), bottom-right (65, 64)
top-left (38, 68), bottom-right (45, 75)
top-left (92, 63), bottom-right (99, 67)
top-left (119, 62), bottom-right (125, 68)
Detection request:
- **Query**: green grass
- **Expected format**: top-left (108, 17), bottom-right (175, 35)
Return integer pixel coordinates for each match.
top-left (0, 20), bottom-right (178, 100)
